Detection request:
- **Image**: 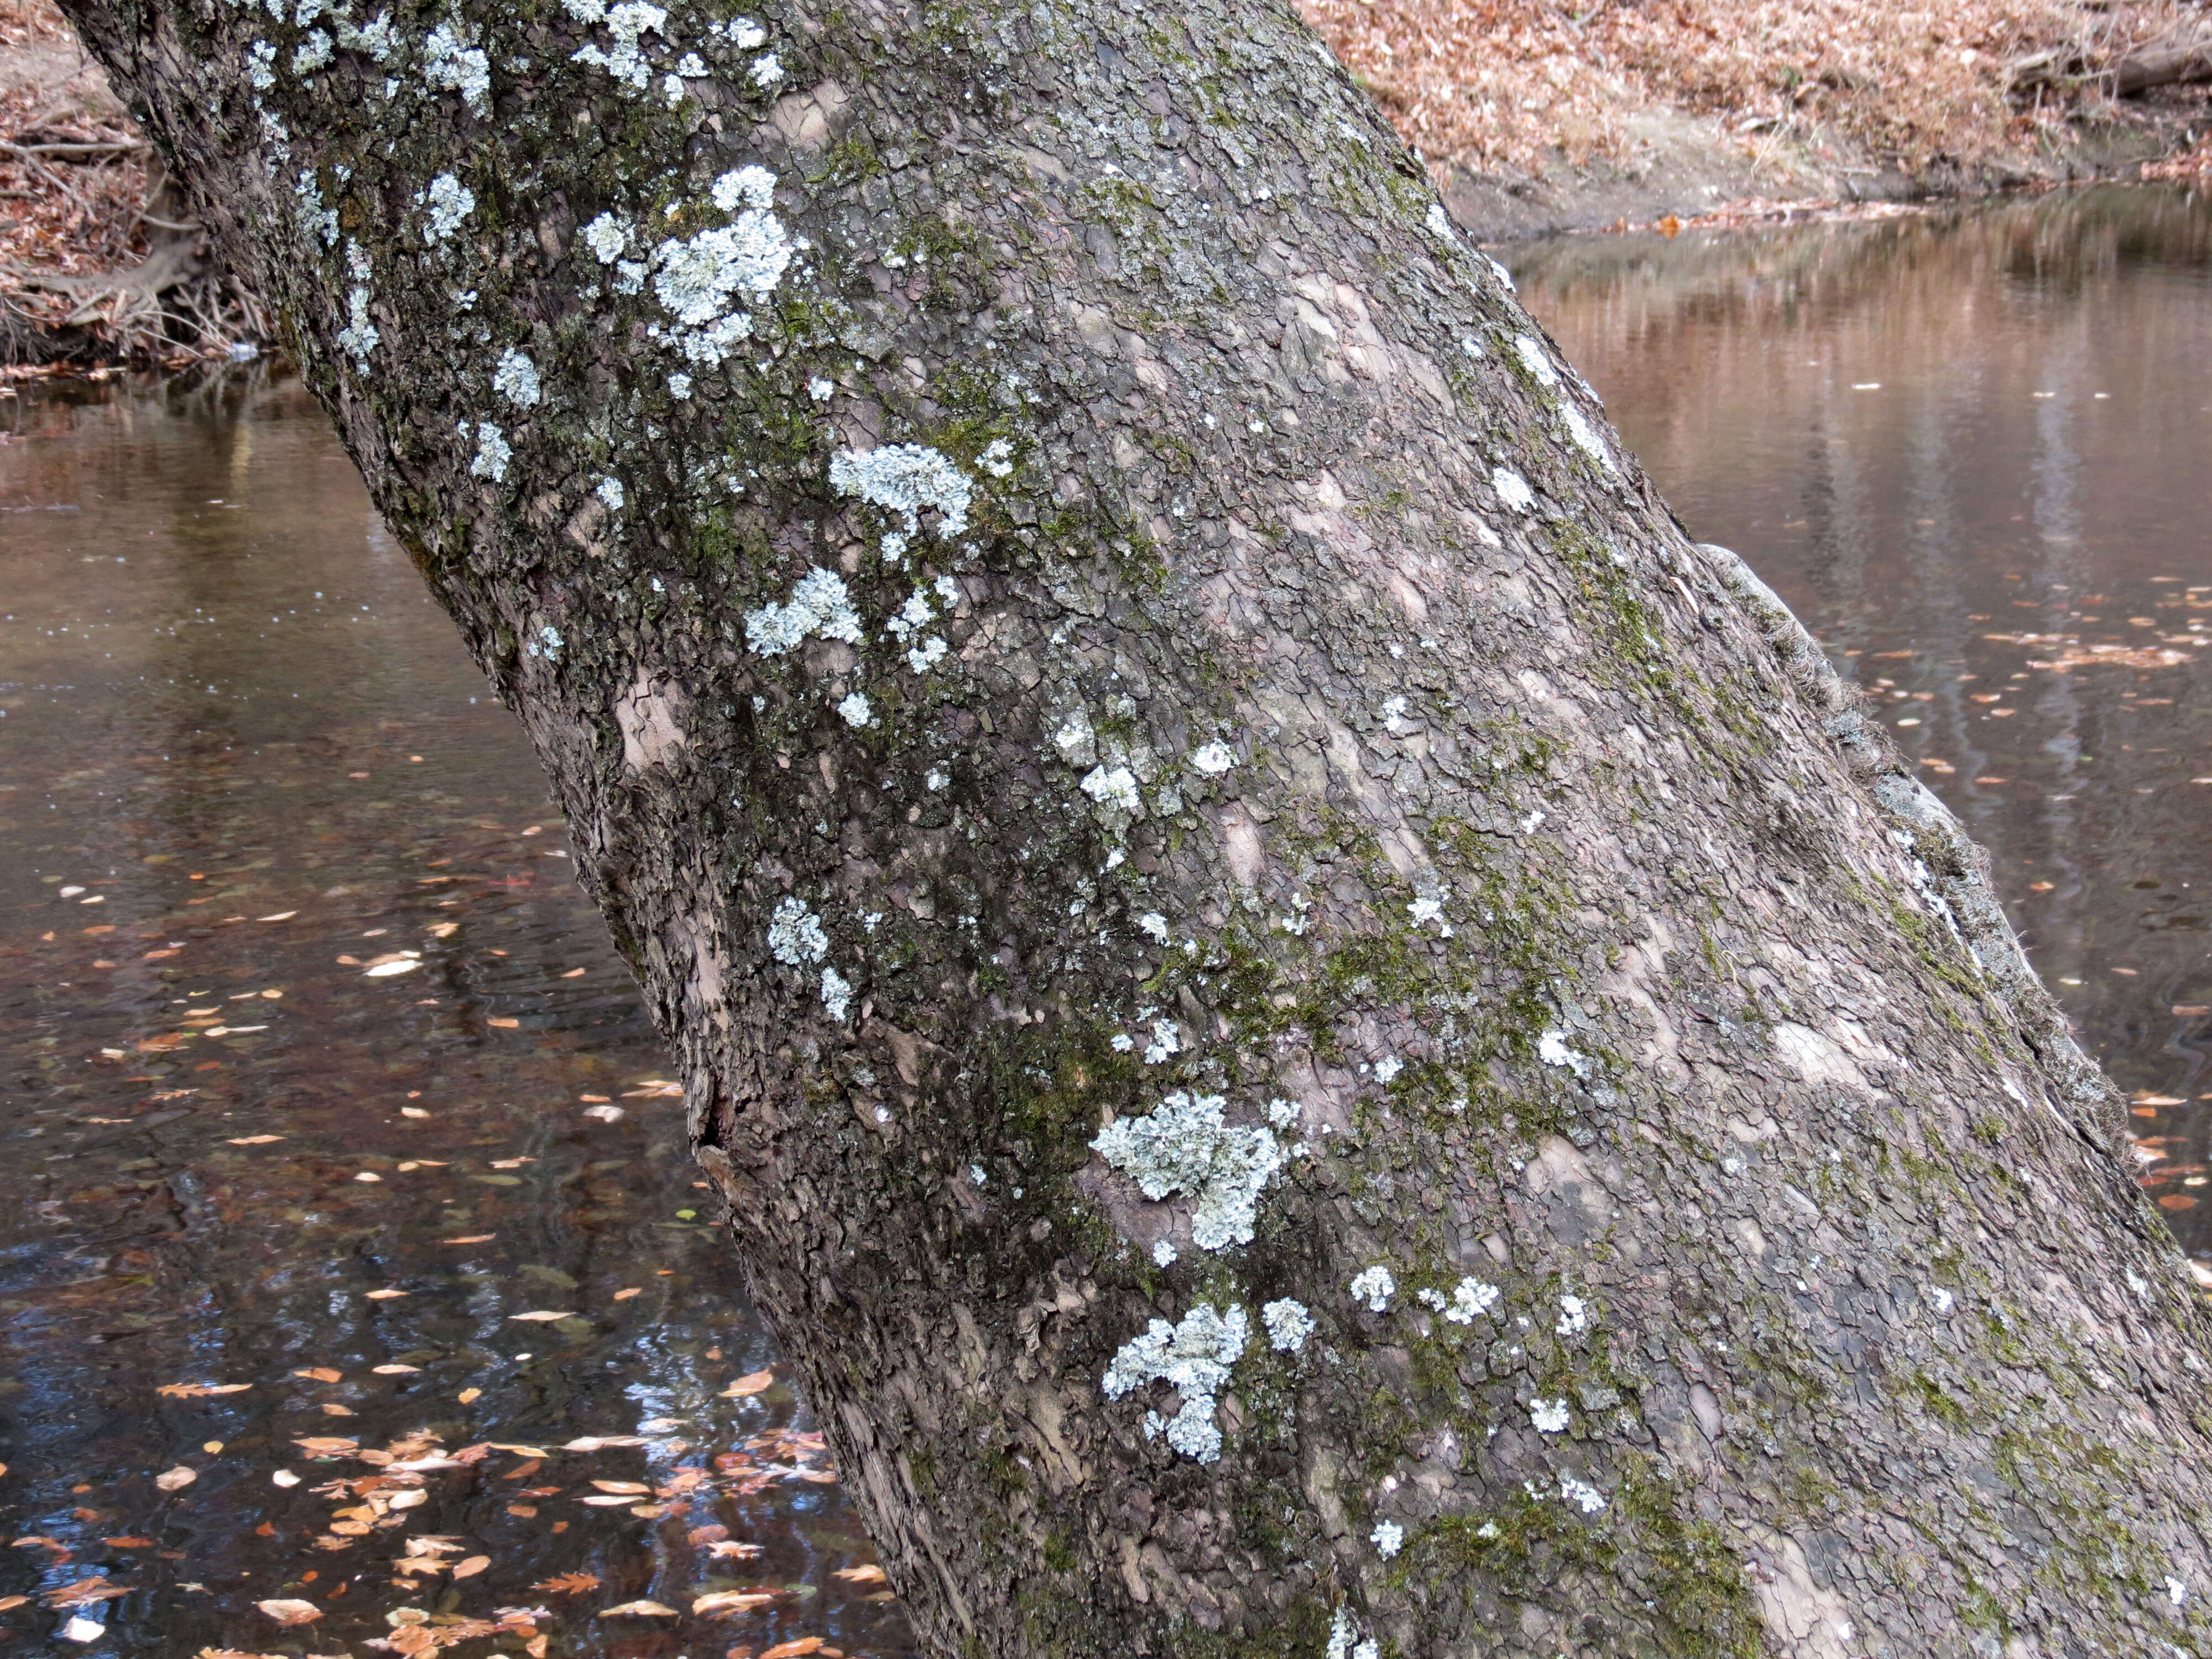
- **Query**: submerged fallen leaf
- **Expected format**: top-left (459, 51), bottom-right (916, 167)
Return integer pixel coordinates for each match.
top-left (60, 1616), bottom-right (106, 1644)
top-left (562, 1436), bottom-right (647, 1451)
top-left (832, 1565), bottom-right (888, 1586)
top-left (157, 1382), bottom-right (253, 1399)
top-left (722, 1370), bottom-right (775, 1398)
top-left (255, 1598), bottom-right (322, 1625)
top-left (508, 1311), bottom-right (575, 1322)
top-left (693, 1590), bottom-right (778, 1616)
top-left (227, 1135), bottom-right (284, 1146)
top-left (373, 1364), bottom-right (424, 1375)
top-left (530, 1572), bottom-right (599, 1595)
top-left (291, 1437), bottom-right (360, 1457)
top-left (581, 1494), bottom-right (638, 1506)
top-left (452, 1556), bottom-right (489, 1579)
top-left (295, 1368), bottom-right (343, 1383)
top-left (44, 1578), bottom-right (131, 1608)
top-left (364, 1288), bottom-right (408, 1300)
top-left (271, 1470), bottom-right (300, 1488)
top-left (601, 1600), bottom-right (681, 1618)
top-left (612, 1287), bottom-right (643, 1301)
top-left (457, 1388), bottom-right (483, 1405)
top-left (0, 1595), bottom-right (26, 1612)
top-left (589, 1479), bottom-right (651, 1495)
top-left (363, 959), bottom-right (421, 977)
top-left (760, 1640), bottom-right (826, 1659)
top-left (154, 1466), bottom-right (198, 1492)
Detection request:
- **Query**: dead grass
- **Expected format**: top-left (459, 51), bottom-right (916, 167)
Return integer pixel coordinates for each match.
top-left (1300, 0), bottom-right (2209, 183)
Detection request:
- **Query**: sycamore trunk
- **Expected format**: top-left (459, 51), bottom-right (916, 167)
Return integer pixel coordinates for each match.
top-left (55, 0), bottom-right (2212, 1651)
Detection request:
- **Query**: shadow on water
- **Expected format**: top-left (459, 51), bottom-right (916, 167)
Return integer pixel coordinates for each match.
top-left (0, 373), bottom-right (911, 1654)
top-left (1510, 182), bottom-right (2212, 1255)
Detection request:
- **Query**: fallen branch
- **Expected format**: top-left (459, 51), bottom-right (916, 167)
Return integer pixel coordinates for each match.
top-left (2110, 22), bottom-right (2212, 97)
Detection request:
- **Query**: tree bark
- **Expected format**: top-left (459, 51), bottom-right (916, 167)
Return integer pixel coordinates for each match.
top-left (53, 0), bottom-right (2212, 1652)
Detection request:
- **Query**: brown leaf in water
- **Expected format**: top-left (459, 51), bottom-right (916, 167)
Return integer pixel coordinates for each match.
top-left (693, 1590), bottom-right (778, 1616)
top-left (456, 1387), bottom-right (483, 1405)
top-left (0, 1595), bottom-right (28, 1611)
top-left (580, 1494), bottom-right (637, 1506)
top-left (364, 1288), bottom-right (408, 1300)
top-left (372, 1364), bottom-right (422, 1375)
top-left (291, 1437), bottom-right (361, 1457)
top-left (722, 1369), bottom-right (774, 1397)
top-left (760, 1640), bottom-right (826, 1659)
top-left (706, 1540), bottom-right (765, 1559)
top-left (227, 1135), bottom-right (284, 1145)
top-left (154, 1466), bottom-right (198, 1491)
top-left (295, 1368), bottom-right (343, 1383)
top-left (832, 1565), bottom-right (888, 1586)
top-left (43, 1577), bottom-right (131, 1607)
top-left (601, 1599), bottom-right (681, 1617)
top-left (255, 1598), bottom-right (323, 1625)
top-left (451, 1556), bottom-right (489, 1579)
top-left (612, 1287), bottom-right (642, 1301)
top-left (102, 1537), bottom-right (153, 1549)
top-left (158, 1383), bottom-right (252, 1398)
top-left (530, 1572), bottom-right (600, 1595)
top-left (588, 1479), bottom-right (651, 1495)
top-left (438, 1235), bottom-right (495, 1245)
top-left (508, 1310), bottom-right (573, 1322)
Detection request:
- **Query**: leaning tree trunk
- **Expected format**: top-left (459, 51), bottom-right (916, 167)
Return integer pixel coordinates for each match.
top-left (56, 0), bottom-right (2212, 1651)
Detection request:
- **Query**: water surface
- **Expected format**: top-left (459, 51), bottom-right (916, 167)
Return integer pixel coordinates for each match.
top-left (0, 374), bottom-right (909, 1656)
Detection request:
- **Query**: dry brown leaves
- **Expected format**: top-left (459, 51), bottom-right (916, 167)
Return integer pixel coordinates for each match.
top-left (1298, 0), bottom-right (2208, 181)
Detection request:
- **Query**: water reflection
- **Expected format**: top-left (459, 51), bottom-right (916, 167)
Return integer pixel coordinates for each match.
top-left (0, 374), bottom-right (910, 1655)
top-left (1511, 184), bottom-right (2212, 1252)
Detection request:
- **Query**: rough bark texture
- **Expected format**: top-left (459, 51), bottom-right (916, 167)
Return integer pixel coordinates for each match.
top-left (53, 0), bottom-right (2212, 1653)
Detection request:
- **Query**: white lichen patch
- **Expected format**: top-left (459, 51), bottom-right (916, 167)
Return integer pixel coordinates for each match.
top-left (1531, 1397), bottom-right (1569, 1433)
top-left (292, 28), bottom-right (332, 72)
top-left (466, 420), bottom-right (510, 482)
top-left (564, 0), bottom-right (667, 92)
top-left (1141, 1018), bottom-right (1181, 1066)
top-left (807, 375), bottom-right (834, 401)
top-left (1262, 1297), bottom-right (1313, 1352)
top-left (1561, 403), bottom-right (1619, 474)
top-left (1327, 1606), bottom-right (1380, 1659)
top-left (711, 164), bottom-right (775, 214)
top-left (1443, 1277), bottom-right (1499, 1324)
top-left (1190, 740), bottom-right (1235, 776)
top-left (492, 347), bottom-right (541, 408)
top-left (1370, 1520), bottom-right (1404, 1559)
top-left (819, 965), bottom-right (852, 1021)
top-left (1425, 202), bottom-right (1454, 239)
top-left (836, 691), bottom-right (872, 728)
top-left (1151, 1239), bottom-right (1177, 1267)
top-left (1350, 1265), bottom-right (1396, 1312)
top-left (1491, 466), bottom-right (1535, 514)
top-left (1538, 1029), bottom-right (1594, 1081)
top-left (652, 215), bottom-right (790, 325)
top-left (1558, 1476), bottom-right (1606, 1514)
top-left (978, 437), bottom-right (1015, 477)
top-left (595, 476), bottom-right (625, 511)
top-left (1091, 1091), bottom-right (1284, 1251)
top-left (766, 896), bottom-right (827, 966)
top-left (1512, 333), bottom-right (1560, 389)
top-left (1101, 1302), bottom-right (1246, 1464)
top-left (828, 444), bottom-right (973, 560)
top-left (744, 568), bottom-right (862, 657)
top-left (1371, 1055), bottom-right (1403, 1084)
top-left (748, 51), bottom-right (783, 86)
top-left (419, 173), bottom-right (474, 243)
top-left (582, 212), bottom-right (629, 263)
top-left (1556, 1294), bottom-right (1590, 1337)
top-left (422, 22), bottom-right (492, 113)
top-left (1080, 764), bottom-right (1140, 815)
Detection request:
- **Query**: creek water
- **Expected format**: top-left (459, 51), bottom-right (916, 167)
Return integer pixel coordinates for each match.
top-left (0, 182), bottom-right (2205, 1655)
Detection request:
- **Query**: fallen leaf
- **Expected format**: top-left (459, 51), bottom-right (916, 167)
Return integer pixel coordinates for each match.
top-left (693, 1590), bottom-right (778, 1616)
top-left (722, 1369), bottom-right (775, 1397)
top-left (581, 1494), bottom-right (638, 1506)
top-left (44, 1577), bottom-right (131, 1608)
top-left (271, 1471), bottom-right (300, 1489)
top-left (530, 1572), bottom-right (600, 1595)
top-left (833, 1565), bottom-right (888, 1586)
top-left (508, 1310), bottom-right (575, 1322)
top-left (562, 1436), bottom-right (647, 1451)
top-left (60, 1616), bottom-right (106, 1644)
top-left (157, 1382), bottom-right (253, 1399)
top-left (601, 1600), bottom-right (681, 1618)
top-left (319, 1404), bottom-right (356, 1417)
top-left (255, 911), bottom-right (298, 921)
top-left (102, 1538), bottom-right (153, 1549)
top-left (256, 1598), bottom-right (323, 1625)
top-left (291, 1437), bottom-right (359, 1457)
top-left (457, 1388), bottom-right (482, 1405)
top-left (487, 1016), bottom-right (520, 1029)
top-left (364, 1288), bottom-right (408, 1300)
top-left (760, 1640), bottom-right (826, 1659)
top-left (227, 1135), bottom-right (284, 1145)
top-left (613, 1287), bottom-right (643, 1301)
top-left (295, 1368), bottom-right (343, 1383)
top-left (590, 1479), bottom-right (653, 1494)
top-left (439, 1235), bottom-right (495, 1245)
top-left (452, 1556), bottom-right (489, 1579)
top-left (388, 1489), bottom-right (427, 1510)
top-left (363, 960), bottom-right (421, 977)
top-left (707, 1540), bottom-right (765, 1559)
top-left (154, 1467), bottom-right (198, 1492)
top-left (0, 1595), bottom-right (25, 1612)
